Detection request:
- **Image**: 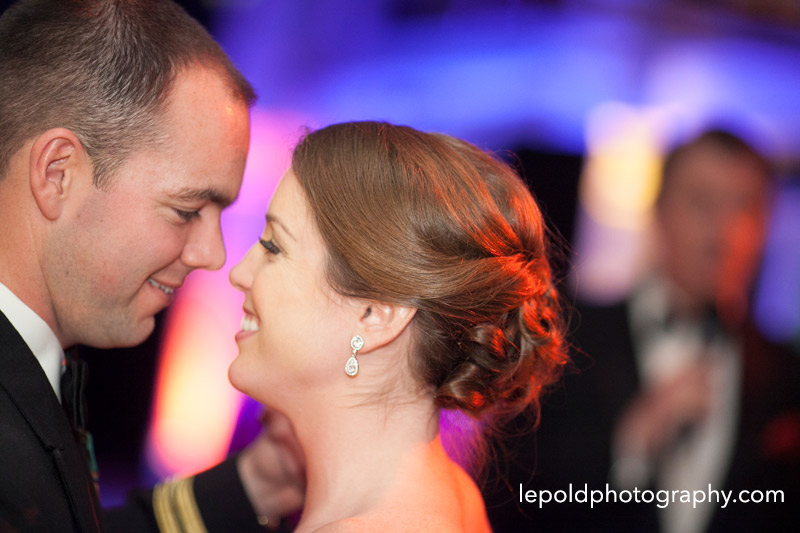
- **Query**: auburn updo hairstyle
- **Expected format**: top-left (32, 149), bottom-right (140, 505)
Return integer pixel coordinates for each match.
top-left (292, 121), bottom-right (567, 423)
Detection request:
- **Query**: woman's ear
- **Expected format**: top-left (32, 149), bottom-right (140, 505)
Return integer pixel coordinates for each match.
top-left (29, 128), bottom-right (90, 220)
top-left (356, 302), bottom-right (417, 354)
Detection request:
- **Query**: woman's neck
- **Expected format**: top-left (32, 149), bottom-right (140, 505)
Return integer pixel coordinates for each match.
top-left (290, 392), bottom-right (440, 532)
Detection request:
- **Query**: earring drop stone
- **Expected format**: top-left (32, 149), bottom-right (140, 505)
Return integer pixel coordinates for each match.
top-left (345, 355), bottom-right (359, 376)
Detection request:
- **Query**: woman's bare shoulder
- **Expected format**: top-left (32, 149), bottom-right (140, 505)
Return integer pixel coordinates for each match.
top-left (309, 447), bottom-right (491, 532)
top-left (309, 473), bottom-right (490, 532)
top-left (311, 512), bottom-right (488, 533)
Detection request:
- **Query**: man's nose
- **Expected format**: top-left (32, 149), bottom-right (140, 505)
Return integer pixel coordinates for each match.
top-left (181, 216), bottom-right (226, 271)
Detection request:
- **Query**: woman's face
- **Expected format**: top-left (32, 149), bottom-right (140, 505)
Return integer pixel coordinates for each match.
top-left (228, 168), bottom-right (361, 404)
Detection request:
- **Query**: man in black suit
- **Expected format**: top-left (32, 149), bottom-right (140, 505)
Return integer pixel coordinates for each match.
top-left (0, 1), bottom-right (302, 531)
top-left (487, 130), bottom-right (800, 532)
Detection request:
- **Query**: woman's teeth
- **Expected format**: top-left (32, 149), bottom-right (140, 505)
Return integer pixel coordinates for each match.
top-left (241, 315), bottom-right (260, 332)
top-left (147, 278), bottom-right (174, 295)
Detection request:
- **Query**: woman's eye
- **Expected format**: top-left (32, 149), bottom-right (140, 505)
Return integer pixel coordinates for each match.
top-left (259, 238), bottom-right (281, 255)
top-left (174, 208), bottom-right (200, 222)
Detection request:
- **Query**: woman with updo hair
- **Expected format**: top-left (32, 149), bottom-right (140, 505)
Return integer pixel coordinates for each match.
top-left (228, 121), bottom-right (567, 531)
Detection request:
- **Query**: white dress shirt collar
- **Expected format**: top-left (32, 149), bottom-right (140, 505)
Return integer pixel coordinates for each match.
top-left (0, 281), bottom-right (64, 402)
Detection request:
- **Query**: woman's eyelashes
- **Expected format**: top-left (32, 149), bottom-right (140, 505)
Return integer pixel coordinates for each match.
top-left (260, 238), bottom-right (281, 255)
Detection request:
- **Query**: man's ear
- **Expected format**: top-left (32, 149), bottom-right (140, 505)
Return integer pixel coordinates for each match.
top-left (355, 302), bottom-right (417, 354)
top-left (29, 128), bottom-right (90, 220)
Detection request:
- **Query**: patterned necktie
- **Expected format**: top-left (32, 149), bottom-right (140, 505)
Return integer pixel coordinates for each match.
top-left (60, 354), bottom-right (100, 491)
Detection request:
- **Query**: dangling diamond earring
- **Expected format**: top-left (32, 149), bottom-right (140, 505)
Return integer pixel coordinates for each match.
top-left (345, 335), bottom-right (364, 377)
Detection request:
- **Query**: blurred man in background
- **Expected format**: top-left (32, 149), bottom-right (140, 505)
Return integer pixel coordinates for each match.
top-left (487, 129), bottom-right (800, 532)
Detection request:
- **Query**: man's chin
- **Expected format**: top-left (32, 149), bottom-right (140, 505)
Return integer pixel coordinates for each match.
top-left (79, 317), bottom-right (157, 349)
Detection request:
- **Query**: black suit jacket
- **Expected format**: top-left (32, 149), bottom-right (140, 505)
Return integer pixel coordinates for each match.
top-left (486, 300), bottom-right (800, 532)
top-left (1, 311), bottom-right (278, 533)
top-left (0, 311), bottom-right (103, 532)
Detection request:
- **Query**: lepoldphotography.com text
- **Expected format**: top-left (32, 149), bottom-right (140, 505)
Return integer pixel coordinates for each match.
top-left (520, 483), bottom-right (785, 510)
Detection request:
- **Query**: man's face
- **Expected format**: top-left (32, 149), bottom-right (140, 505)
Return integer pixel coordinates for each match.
top-left (657, 144), bottom-right (770, 309)
top-left (45, 66), bottom-right (250, 348)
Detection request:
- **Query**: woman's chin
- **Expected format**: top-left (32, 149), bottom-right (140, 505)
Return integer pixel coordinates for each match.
top-left (227, 356), bottom-right (250, 395)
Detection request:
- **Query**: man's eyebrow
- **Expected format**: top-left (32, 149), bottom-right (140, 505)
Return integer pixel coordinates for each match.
top-left (266, 213), bottom-right (296, 241)
top-left (170, 187), bottom-right (237, 208)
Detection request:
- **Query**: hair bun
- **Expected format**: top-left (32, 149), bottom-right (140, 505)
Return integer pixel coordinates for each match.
top-left (433, 278), bottom-right (564, 421)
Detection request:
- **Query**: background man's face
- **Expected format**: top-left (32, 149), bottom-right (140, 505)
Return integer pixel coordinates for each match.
top-left (45, 66), bottom-right (250, 348)
top-left (657, 144), bottom-right (770, 310)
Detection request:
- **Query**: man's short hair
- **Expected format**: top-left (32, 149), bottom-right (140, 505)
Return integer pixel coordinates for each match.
top-left (658, 129), bottom-right (772, 206)
top-left (0, 0), bottom-right (255, 187)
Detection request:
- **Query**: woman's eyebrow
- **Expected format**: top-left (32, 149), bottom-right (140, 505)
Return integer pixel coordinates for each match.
top-left (266, 213), bottom-right (296, 241)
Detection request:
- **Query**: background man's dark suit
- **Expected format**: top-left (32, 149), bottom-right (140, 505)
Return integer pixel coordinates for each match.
top-left (486, 299), bottom-right (800, 532)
